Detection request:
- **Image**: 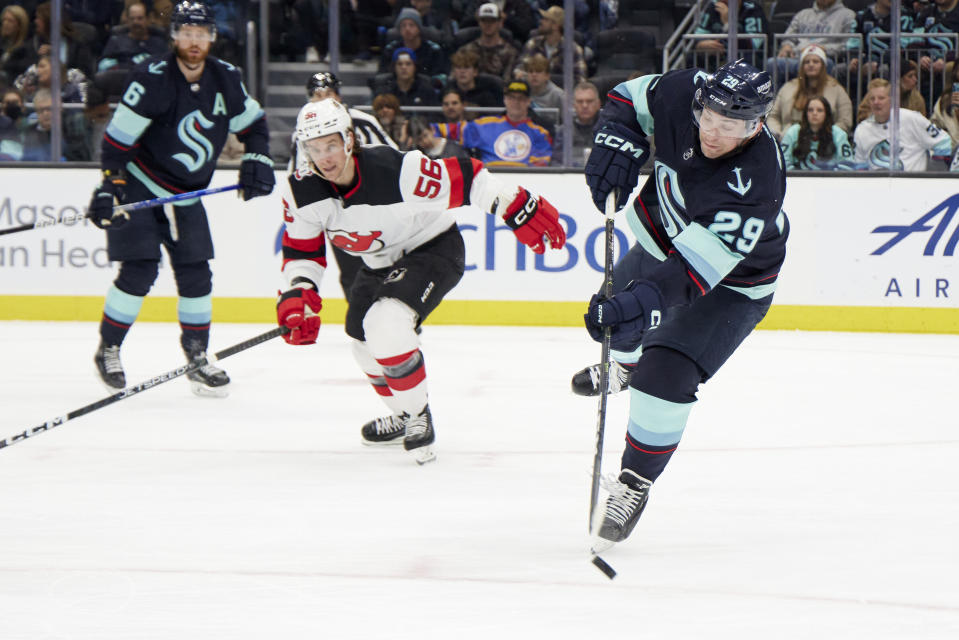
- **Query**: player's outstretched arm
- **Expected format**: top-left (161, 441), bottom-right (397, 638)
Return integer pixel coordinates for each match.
top-left (410, 154), bottom-right (566, 254)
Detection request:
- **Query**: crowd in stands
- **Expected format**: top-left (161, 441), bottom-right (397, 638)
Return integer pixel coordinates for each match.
top-left (1, 0), bottom-right (959, 171)
top-left (0, 0), bottom-right (246, 162)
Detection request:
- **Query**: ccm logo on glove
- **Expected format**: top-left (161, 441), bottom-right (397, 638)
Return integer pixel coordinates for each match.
top-left (595, 131), bottom-right (648, 160)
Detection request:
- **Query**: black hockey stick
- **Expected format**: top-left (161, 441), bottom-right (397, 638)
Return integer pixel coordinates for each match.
top-left (0, 184), bottom-right (241, 236)
top-left (0, 326), bottom-right (289, 452)
top-left (589, 191), bottom-right (617, 531)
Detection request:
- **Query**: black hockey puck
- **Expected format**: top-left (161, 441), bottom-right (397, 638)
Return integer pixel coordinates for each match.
top-left (591, 554), bottom-right (616, 580)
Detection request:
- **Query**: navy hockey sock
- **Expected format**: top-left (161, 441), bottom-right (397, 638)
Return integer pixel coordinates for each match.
top-left (177, 293), bottom-right (212, 354)
top-left (99, 313), bottom-right (132, 347)
top-left (621, 433), bottom-right (677, 482)
top-left (180, 322), bottom-right (210, 354)
top-left (100, 285), bottom-right (145, 346)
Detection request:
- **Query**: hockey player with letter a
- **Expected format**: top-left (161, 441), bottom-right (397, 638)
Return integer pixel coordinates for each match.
top-left (87, 1), bottom-right (275, 398)
top-left (575, 60), bottom-right (789, 550)
top-left (276, 98), bottom-right (565, 465)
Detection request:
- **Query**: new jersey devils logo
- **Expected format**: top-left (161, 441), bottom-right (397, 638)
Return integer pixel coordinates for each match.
top-left (329, 229), bottom-right (384, 252)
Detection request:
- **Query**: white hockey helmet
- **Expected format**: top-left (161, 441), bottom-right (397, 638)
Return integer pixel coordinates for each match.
top-left (296, 98), bottom-right (353, 148)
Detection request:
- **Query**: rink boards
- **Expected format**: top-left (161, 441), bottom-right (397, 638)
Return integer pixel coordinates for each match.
top-left (0, 168), bottom-right (956, 333)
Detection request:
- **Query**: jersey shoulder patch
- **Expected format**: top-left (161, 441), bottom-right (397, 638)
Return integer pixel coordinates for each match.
top-left (289, 172), bottom-right (337, 208)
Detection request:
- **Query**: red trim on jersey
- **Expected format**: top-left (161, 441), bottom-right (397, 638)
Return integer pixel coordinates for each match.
top-left (282, 232), bottom-right (323, 253)
top-left (134, 159), bottom-right (184, 193)
top-left (443, 157), bottom-right (465, 208)
top-left (103, 134), bottom-right (133, 151)
top-left (607, 92), bottom-right (633, 107)
top-left (470, 158), bottom-right (484, 174)
top-left (339, 156), bottom-right (362, 199)
top-left (686, 269), bottom-right (706, 296)
top-left (635, 195), bottom-right (668, 252)
top-left (282, 256), bottom-right (327, 270)
top-left (723, 272), bottom-right (780, 285)
top-left (281, 232), bottom-right (327, 269)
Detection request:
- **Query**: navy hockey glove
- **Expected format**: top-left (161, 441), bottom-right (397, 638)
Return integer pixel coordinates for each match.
top-left (584, 280), bottom-right (664, 352)
top-left (87, 169), bottom-right (130, 230)
top-left (239, 153), bottom-right (275, 201)
top-left (276, 286), bottom-right (322, 345)
top-left (585, 122), bottom-right (650, 212)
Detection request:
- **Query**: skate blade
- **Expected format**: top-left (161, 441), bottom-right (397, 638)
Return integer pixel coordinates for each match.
top-left (189, 380), bottom-right (230, 398)
top-left (590, 536), bottom-right (616, 554)
top-left (410, 445), bottom-right (436, 465)
top-left (361, 439), bottom-right (406, 447)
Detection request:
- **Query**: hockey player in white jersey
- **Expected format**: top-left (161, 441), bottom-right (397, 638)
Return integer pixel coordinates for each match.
top-left (276, 98), bottom-right (566, 464)
top-left (854, 78), bottom-right (953, 171)
top-left (290, 72), bottom-right (399, 300)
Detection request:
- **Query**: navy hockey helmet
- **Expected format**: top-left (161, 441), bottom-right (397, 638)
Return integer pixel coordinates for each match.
top-left (692, 59), bottom-right (773, 135)
top-left (306, 72), bottom-right (342, 98)
top-left (170, 1), bottom-right (216, 39)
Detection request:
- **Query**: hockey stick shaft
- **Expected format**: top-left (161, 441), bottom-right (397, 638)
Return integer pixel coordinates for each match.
top-left (0, 210), bottom-right (87, 236)
top-left (589, 191), bottom-right (617, 531)
top-left (0, 184), bottom-right (242, 236)
top-left (0, 326), bottom-right (289, 452)
top-left (112, 183), bottom-right (241, 213)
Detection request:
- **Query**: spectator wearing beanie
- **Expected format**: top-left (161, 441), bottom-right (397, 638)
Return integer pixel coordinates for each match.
top-left (380, 7), bottom-right (448, 83)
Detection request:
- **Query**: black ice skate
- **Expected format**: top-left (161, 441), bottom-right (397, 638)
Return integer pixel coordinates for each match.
top-left (361, 414), bottom-right (406, 446)
top-left (402, 406), bottom-right (436, 465)
top-left (591, 469), bottom-right (653, 553)
top-left (571, 360), bottom-right (630, 397)
top-left (94, 341), bottom-right (126, 390)
top-left (184, 345), bottom-right (230, 398)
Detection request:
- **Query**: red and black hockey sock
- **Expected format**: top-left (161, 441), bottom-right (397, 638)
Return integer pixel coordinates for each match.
top-left (375, 348), bottom-right (427, 412)
top-left (365, 372), bottom-right (393, 398)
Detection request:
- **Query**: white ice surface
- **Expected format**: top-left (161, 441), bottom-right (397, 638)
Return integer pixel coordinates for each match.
top-left (0, 322), bottom-right (957, 639)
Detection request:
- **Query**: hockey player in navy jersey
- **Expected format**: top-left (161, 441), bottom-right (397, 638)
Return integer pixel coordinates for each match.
top-left (276, 98), bottom-right (565, 464)
top-left (574, 60), bottom-right (790, 550)
top-left (87, 1), bottom-right (274, 397)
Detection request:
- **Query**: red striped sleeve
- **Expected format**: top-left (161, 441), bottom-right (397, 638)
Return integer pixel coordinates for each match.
top-left (282, 232), bottom-right (323, 253)
top-left (443, 157), bottom-right (465, 208)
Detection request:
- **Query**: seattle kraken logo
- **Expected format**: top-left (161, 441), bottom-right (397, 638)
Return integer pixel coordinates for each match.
top-left (654, 161), bottom-right (688, 238)
top-left (868, 140), bottom-right (905, 171)
top-left (173, 110), bottom-right (215, 172)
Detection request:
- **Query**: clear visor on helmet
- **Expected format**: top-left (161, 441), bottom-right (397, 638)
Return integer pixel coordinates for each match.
top-left (692, 103), bottom-right (760, 140)
top-left (302, 131), bottom-right (352, 165)
top-left (172, 23), bottom-right (216, 43)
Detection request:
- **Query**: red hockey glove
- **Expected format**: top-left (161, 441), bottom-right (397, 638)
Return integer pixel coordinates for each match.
top-left (276, 287), bottom-right (322, 345)
top-left (497, 188), bottom-right (566, 254)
